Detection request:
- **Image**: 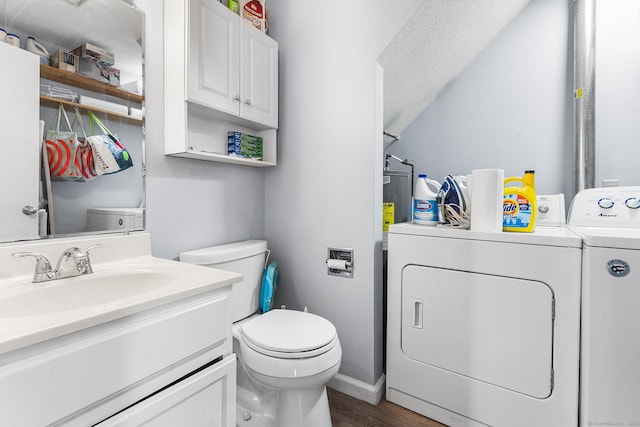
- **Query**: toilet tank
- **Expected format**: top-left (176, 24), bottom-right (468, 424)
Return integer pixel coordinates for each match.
top-left (179, 240), bottom-right (268, 322)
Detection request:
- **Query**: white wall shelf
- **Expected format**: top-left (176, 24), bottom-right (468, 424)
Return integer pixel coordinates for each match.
top-left (171, 150), bottom-right (275, 167)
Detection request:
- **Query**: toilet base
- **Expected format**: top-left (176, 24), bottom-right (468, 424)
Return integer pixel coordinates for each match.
top-left (236, 385), bottom-right (276, 427)
top-left (277, 387), bottom-right (332, 427)
top-left (235, 384), bottom-right (333, 427)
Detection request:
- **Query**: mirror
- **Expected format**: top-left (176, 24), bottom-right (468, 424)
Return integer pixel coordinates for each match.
top-left (0, 0), bottom-right (144, 241)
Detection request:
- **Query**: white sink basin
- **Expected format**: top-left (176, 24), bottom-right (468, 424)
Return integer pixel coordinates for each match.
top-left (0, 250), bottom-right (242, 355)
top-left (0, 269), bottom-right (174, 317)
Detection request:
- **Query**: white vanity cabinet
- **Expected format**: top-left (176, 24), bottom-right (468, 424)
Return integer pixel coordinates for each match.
top-left (165, 0), bottom-right (278, 166)
top-left (0, 287), bottom-right (235, 427)
top-left (97, 356), bottom-right (236, 426)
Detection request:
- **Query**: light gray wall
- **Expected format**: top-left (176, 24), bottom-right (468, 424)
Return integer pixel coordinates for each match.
top-left (596, 0), bottom-right (640, 187)
top-left (263, 1), bottom-right (418, 387)
top-left (136, 0), bottom-right (266, 260)
top-left (387, 0), bottom-right (574, 199)
top-left (263, 0), bottom-right (381, 386)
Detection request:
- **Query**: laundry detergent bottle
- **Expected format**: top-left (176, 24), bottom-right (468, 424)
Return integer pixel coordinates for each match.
top-left (503, 170), bottom-right (537, 232)
top-left (413, 174), bottom-right (440, 225)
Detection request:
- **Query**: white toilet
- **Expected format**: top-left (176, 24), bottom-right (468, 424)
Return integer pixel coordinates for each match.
top-left (180, 240), bottom-right (342, 427)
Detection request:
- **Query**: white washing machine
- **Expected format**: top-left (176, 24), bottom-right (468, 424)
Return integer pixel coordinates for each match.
top-left (568, 186), bottom-right (640, 427)
top-left (386, 218), bottom-right (582, 426)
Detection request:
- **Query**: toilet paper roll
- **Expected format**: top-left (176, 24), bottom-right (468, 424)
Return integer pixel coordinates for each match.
top-left (327, 259), bottom-right (349, 271)
top-left (470, 168), bottom-right (504, 232)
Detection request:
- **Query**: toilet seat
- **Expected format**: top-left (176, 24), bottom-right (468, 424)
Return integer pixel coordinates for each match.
top-left (240, 309), bottom-right (337, 359)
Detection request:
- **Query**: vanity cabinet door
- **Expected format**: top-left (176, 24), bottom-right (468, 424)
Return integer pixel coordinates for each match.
top-left (97, 355), bottom-right (236, 427)
top-left (0, 43), bottom-right (40, 242)
top-left (187, 0), bottom-right (240, 115)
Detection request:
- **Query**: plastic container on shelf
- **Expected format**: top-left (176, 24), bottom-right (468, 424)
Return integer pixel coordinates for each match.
top-left (413, 173), bottom-right (440, 225)
top-left (6, 33), bottom-right (20, 48)
top-left (26, 37), bottom-right (50, 65)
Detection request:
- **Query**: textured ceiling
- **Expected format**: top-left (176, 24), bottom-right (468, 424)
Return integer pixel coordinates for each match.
top-left (0, 0), bottom-right (142, 76)
top-left (379, 0), bottom-right (532, 148)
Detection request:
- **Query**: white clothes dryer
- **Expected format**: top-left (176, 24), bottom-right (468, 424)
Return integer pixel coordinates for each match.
top-left (386, 222), bottom-right (582, 427)
top-left (568, 186), bottom-right (640, 427)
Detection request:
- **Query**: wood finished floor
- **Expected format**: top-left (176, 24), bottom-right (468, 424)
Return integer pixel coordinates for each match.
top-left (327, 388), bottom-right (447, 427)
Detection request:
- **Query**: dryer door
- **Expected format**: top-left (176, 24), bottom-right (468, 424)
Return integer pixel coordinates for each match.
top-left (401, 265), bottom-right (554, 398)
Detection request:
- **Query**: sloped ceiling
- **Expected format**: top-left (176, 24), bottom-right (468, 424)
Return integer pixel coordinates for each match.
top-left (379, 0), bottom-right (532, 148)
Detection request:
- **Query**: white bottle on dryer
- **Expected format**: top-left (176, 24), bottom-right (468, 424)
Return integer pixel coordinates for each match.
top-left (413, 173), bottom-right (440, 225)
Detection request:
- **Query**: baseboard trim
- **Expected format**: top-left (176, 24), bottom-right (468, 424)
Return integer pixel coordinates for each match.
top-left (328, 372), bottom-right (386, 406)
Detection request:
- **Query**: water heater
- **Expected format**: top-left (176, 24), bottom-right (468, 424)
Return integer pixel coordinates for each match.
top-left (383, 170), bottom-right (412, 249)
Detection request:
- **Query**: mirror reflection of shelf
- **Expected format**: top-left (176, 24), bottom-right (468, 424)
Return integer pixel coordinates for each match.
top-left (39, 95), bottom-right (142, 125)
top-left (39, 65), bottom-right (143, 125)
top-left (40, 65), bottom-right (144, 103)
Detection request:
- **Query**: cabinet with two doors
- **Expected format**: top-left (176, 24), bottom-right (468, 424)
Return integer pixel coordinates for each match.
top-left (165, 0), bottom-right (279, 166)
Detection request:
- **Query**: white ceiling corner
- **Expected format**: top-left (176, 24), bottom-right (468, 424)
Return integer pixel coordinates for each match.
top-left (379, 0), bottom-right (532, 147)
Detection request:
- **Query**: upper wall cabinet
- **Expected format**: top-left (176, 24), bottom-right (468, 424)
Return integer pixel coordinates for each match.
top-left (165, 0), bottom-right (279, 167)
top-left (188, 0), bottom-right (278, 128)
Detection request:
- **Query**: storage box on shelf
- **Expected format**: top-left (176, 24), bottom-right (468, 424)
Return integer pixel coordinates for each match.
top-left (164, 0), bottom-right (278, 167)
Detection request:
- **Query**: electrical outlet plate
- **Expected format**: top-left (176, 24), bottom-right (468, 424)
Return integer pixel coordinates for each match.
top-left (602, 179), bottom-right (620, 188)
top-left (536, 194), bottom-right (566, 226)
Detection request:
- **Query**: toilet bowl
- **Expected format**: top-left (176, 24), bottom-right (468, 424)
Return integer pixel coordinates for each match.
top-left (180, 240), bottom-right (341, 427)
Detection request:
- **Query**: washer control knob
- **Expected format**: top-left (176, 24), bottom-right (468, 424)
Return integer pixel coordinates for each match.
top-left (538, 204), bottom-right (550, 214)
top-left (625, 197), bottom-right (640, 209)
top-left (598, 197), bottom-right (614, 209)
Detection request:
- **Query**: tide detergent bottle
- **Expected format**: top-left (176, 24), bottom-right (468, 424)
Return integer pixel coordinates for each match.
top-left (503, 170), bottom-right (537, 232)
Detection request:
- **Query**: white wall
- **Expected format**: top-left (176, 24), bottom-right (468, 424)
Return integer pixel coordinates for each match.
top-left (264, 1), bottom-right (420, 389)
top-left (136, 0), bottom-right (266, 260)
top-left (387, 0), bottom-right (574, 198)
top-left (596, 0), bottom-right (640, 187)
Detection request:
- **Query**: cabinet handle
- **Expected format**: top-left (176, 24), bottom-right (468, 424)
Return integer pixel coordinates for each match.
top-left (234, 95), bottom-right (241, 102)
top-left (244, 99), bottom-right (251, 105)
top-left (411, 298), bottom-right (423, 329)
top-left (22, 205), bottom-right (37, 216)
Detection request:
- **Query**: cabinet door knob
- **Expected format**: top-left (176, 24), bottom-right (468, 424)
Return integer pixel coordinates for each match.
top-left (22, 205), bottom-right (37, 216)
top-left (234, 95), bottom-right (241, 102)
top-left (244, 99), bottom-right (251, 105)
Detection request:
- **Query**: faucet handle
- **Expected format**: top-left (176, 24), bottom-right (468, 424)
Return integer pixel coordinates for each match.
top-left (84, 243), bottom-right (106, 253)
top-left (12, 252), bottom-right (56, 283)
top-left (81, 243), bottom-right (106, 269)
top-left (57, 244), bottom-right (104, 277)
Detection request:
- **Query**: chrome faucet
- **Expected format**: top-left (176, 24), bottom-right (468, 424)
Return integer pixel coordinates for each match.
top-left (13, 244), bottom-right (104, 283)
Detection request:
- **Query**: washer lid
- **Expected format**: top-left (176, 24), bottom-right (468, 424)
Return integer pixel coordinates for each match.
top-left (241, 309), bottom-right (337, 354)
top-left (569, 226), bottom-right (640, 250)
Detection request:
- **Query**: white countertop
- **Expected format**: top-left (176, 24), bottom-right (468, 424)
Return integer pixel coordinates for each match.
top-left (0, 233), bottom-right (242, 355)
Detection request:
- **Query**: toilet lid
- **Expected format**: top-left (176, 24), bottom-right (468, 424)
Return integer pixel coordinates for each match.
top-left (241, 309), bottom-right (337, 357)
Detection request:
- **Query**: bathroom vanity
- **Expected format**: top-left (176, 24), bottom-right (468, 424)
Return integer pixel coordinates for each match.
top-left (0, 232), bottom-right (241, 426)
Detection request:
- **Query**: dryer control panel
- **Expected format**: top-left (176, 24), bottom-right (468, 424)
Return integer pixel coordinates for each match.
top-left (568, 186), bottom-right (640, 227)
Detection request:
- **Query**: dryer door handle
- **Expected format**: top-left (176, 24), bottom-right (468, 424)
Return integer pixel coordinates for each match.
top-left (411, 299), bottom-right (423, 329)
